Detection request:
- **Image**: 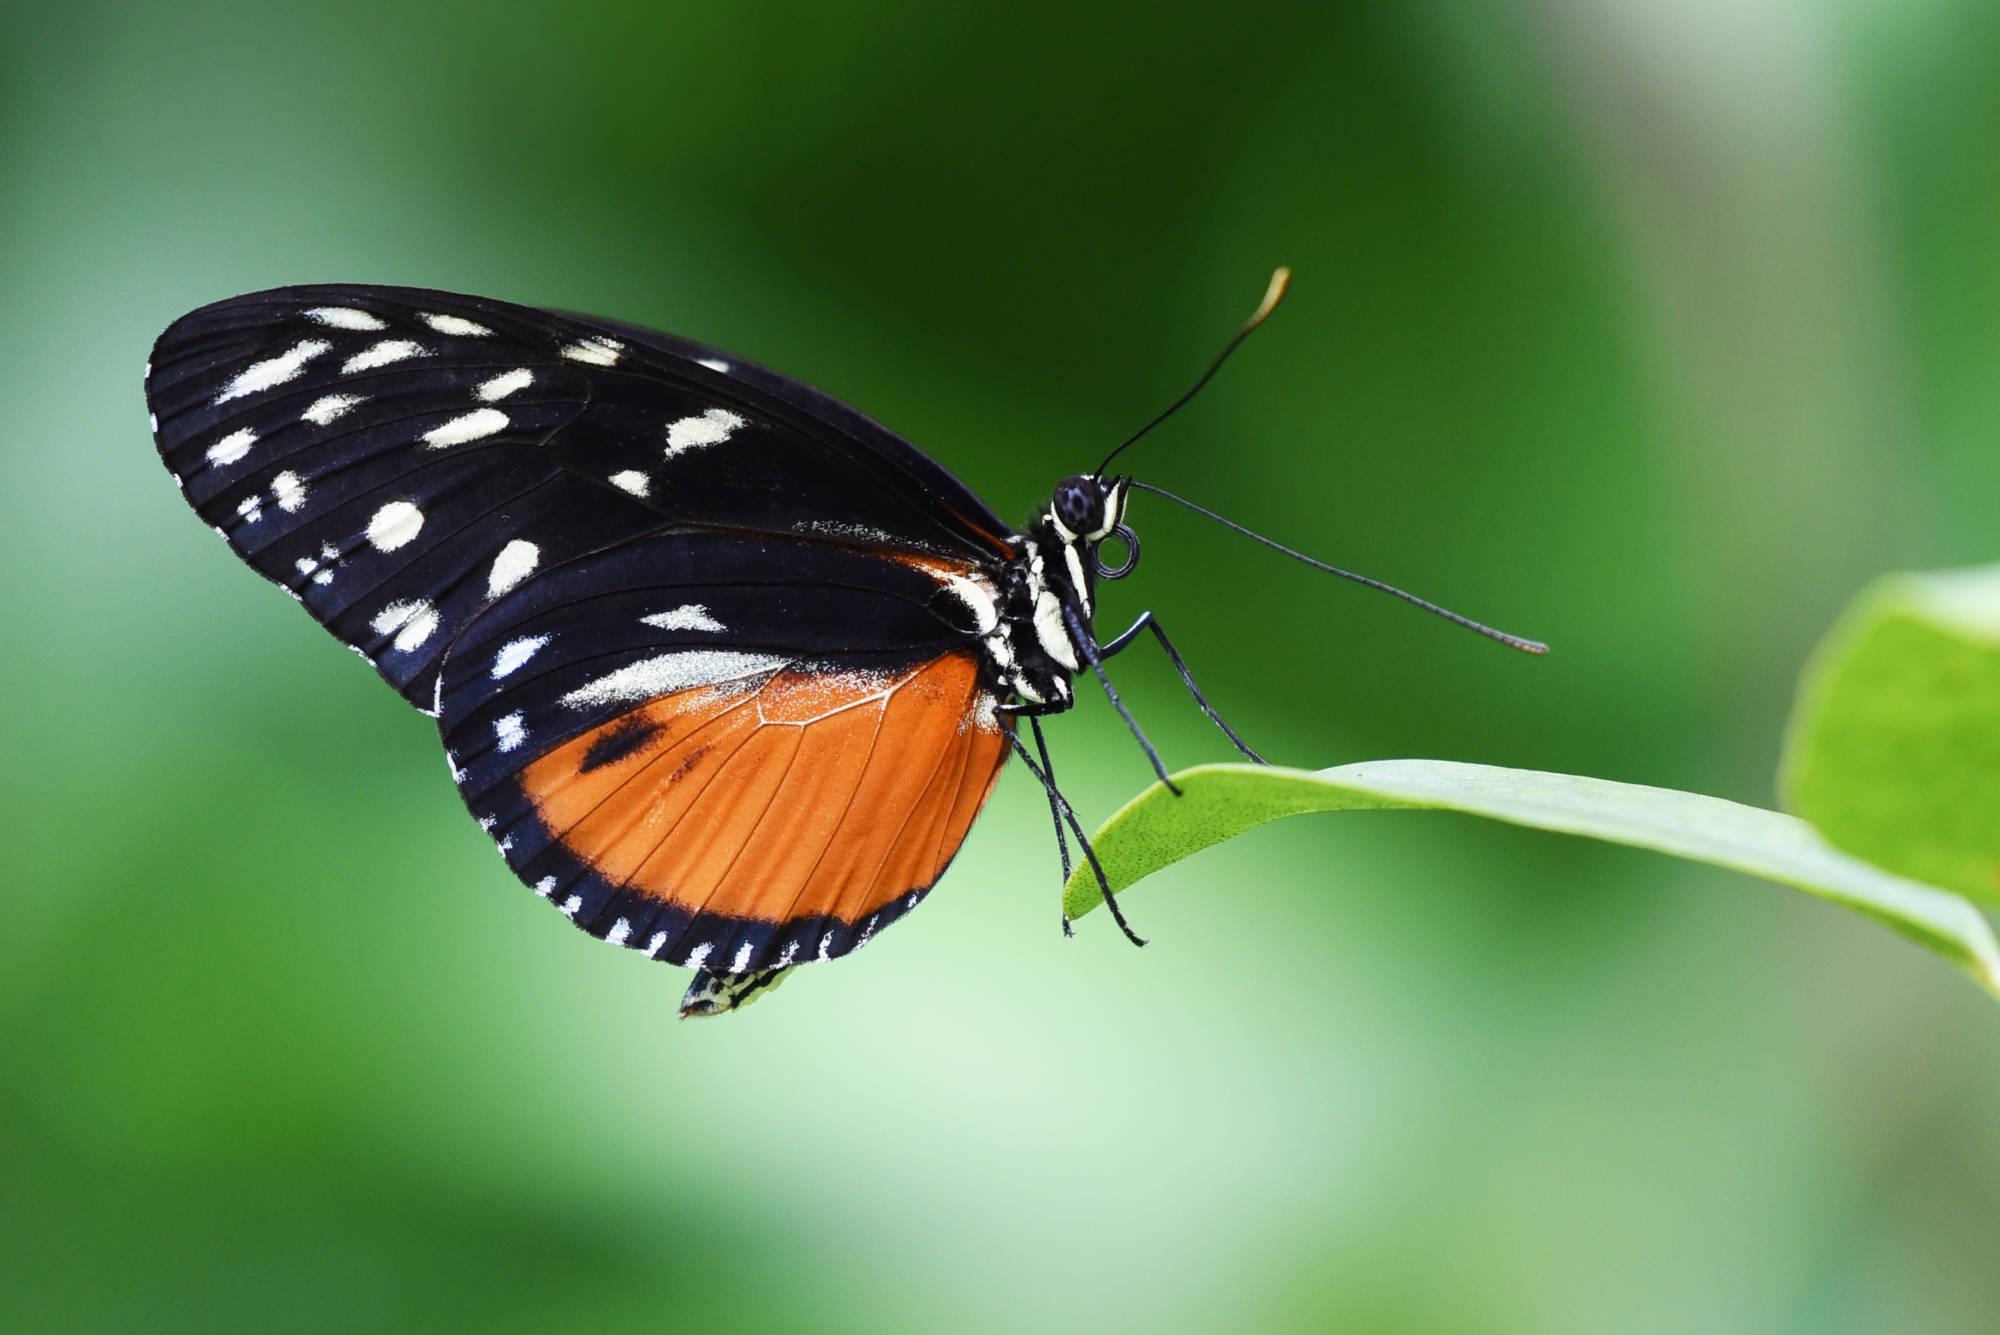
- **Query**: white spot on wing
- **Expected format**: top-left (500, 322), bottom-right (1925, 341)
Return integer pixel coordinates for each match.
top-left (646, 931), bottom-right (669, 958)
top-left (640, 604), bottom-right (725, 633)
top-left (422, 407), bottom-right (508, 447)
top-left (476, 368), bottom-right (533, 402)
top-left (560, 336), bottom-right (623, 365)
top-left (560, 894), bottom-right (583, 919)
top-left (559, 650), bottom-right (788, 709)
top-left (270, 470), bottom-right (308, 512)
top-left (420, 312), bottom-right (493, 337)
top-left (664, 408), bottom-right (747, 457)
top-left (608, 469), bottom-right (650, 497)
top-left (302, 393), bottom-right (364, 425)
top-left (495, 712), bottom-right (527, 752)
top-left (206, 428), bottom-right (257, 466)
top-left (298, 541), bottom-right (341, 587)
top-left (341, 339), bottom-right (428, 374)
top-left (730, 941), bottom-right (753, 973)
top-left (485, 539), bottom-right (539, 597)
top-left (236, 496), bottom-right (263, 523)
top-left (491, 635), bottom-right (549, 678)
top-left (304, 306), bottom-right (386, 331)
top-left (371, 598), bottom-right (439, 652)
top-left (214, 339), bottom-right (331, 403)
top-left (534, 876), bottom-right (556, 898)
top-left (365, 500), bottom-right (424, 552)
top-left (804, 520), bottom-right (899, 545)
top-left (607, 918), bottom-right (633, 946)
top-left (685, 942), bottom-right (713, 969)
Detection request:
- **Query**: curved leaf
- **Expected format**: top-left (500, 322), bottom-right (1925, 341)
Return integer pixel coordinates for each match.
top-left (1062, 760), bottom-right (2000, 998)
top-left (1783, 565), bottom-right (2000, 904)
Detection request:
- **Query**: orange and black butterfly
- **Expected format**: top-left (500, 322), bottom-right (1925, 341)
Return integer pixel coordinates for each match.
top-left (148, 273), bottom-right (1541, 1017)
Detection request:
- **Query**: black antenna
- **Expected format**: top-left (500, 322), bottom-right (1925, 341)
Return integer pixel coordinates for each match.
top-left (1130, 482), bottom-right (1549, 654)
top-left (1096, 267), bottom-right (1292, 478)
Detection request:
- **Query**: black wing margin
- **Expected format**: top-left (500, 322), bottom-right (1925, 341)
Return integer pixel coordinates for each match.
top-left (146, 284), bottom-right (1015, 712)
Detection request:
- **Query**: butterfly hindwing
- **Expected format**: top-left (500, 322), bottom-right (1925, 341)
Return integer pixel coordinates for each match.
top-left (147, 284), bottom-right (1015, 712)
top-left (437, 531), bottom-right (1012, 974)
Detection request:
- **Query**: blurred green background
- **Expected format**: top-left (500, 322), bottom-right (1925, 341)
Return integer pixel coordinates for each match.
top-left (5, 1), bottom-right (1999, 1330)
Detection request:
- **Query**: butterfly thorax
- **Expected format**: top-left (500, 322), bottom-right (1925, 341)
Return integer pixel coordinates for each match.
top-left (981, 476), bottom-right (1130, 711)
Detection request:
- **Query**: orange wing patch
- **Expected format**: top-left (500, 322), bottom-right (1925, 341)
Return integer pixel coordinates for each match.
top-left (518, 651), bottom-right (1008, 935)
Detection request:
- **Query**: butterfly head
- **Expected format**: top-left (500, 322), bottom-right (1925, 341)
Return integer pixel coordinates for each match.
top-left (1047, 473), bottom-right (1137, 578)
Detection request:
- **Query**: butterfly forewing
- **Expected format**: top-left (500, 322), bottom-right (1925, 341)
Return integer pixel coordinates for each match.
top-left (147, 284), bottom-right (1015, 711)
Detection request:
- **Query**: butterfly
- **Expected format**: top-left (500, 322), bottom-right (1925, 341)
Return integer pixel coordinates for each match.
top-left (147, 270), bottom-right (1542, 1017)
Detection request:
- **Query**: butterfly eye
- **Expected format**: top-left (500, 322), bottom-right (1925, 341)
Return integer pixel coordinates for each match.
top-left (1092, 525), bottom-right (1140, 579)
top-left (1053, 475), bottom-right (1105, 536)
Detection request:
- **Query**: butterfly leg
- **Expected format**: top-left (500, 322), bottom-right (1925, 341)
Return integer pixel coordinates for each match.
top-left (1002, 725), bottom-right (1146, 947)
top-left (1028, 716), bottom-right (1076, 935)
top-left (1098, 611), bottom-right (1265, 763)
top-left (1063, 604), bottom-right (1181, 795)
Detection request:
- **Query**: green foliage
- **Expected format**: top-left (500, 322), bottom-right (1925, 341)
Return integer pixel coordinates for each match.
top-left (17, 2), bottom-right (2000, 1326)
top-left (1784, 565), bottom-right (2000, 904)
top-left (1064, 761), bottom-right (2000, 999)
top-left (1071, 563), bottom-right (2000, 1004)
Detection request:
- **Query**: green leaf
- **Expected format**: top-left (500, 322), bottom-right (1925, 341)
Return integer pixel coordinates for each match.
top-left (1062, 760), bottom-right (2000, 998)
top-left (1783, 565), bottom-right (2000, 904)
